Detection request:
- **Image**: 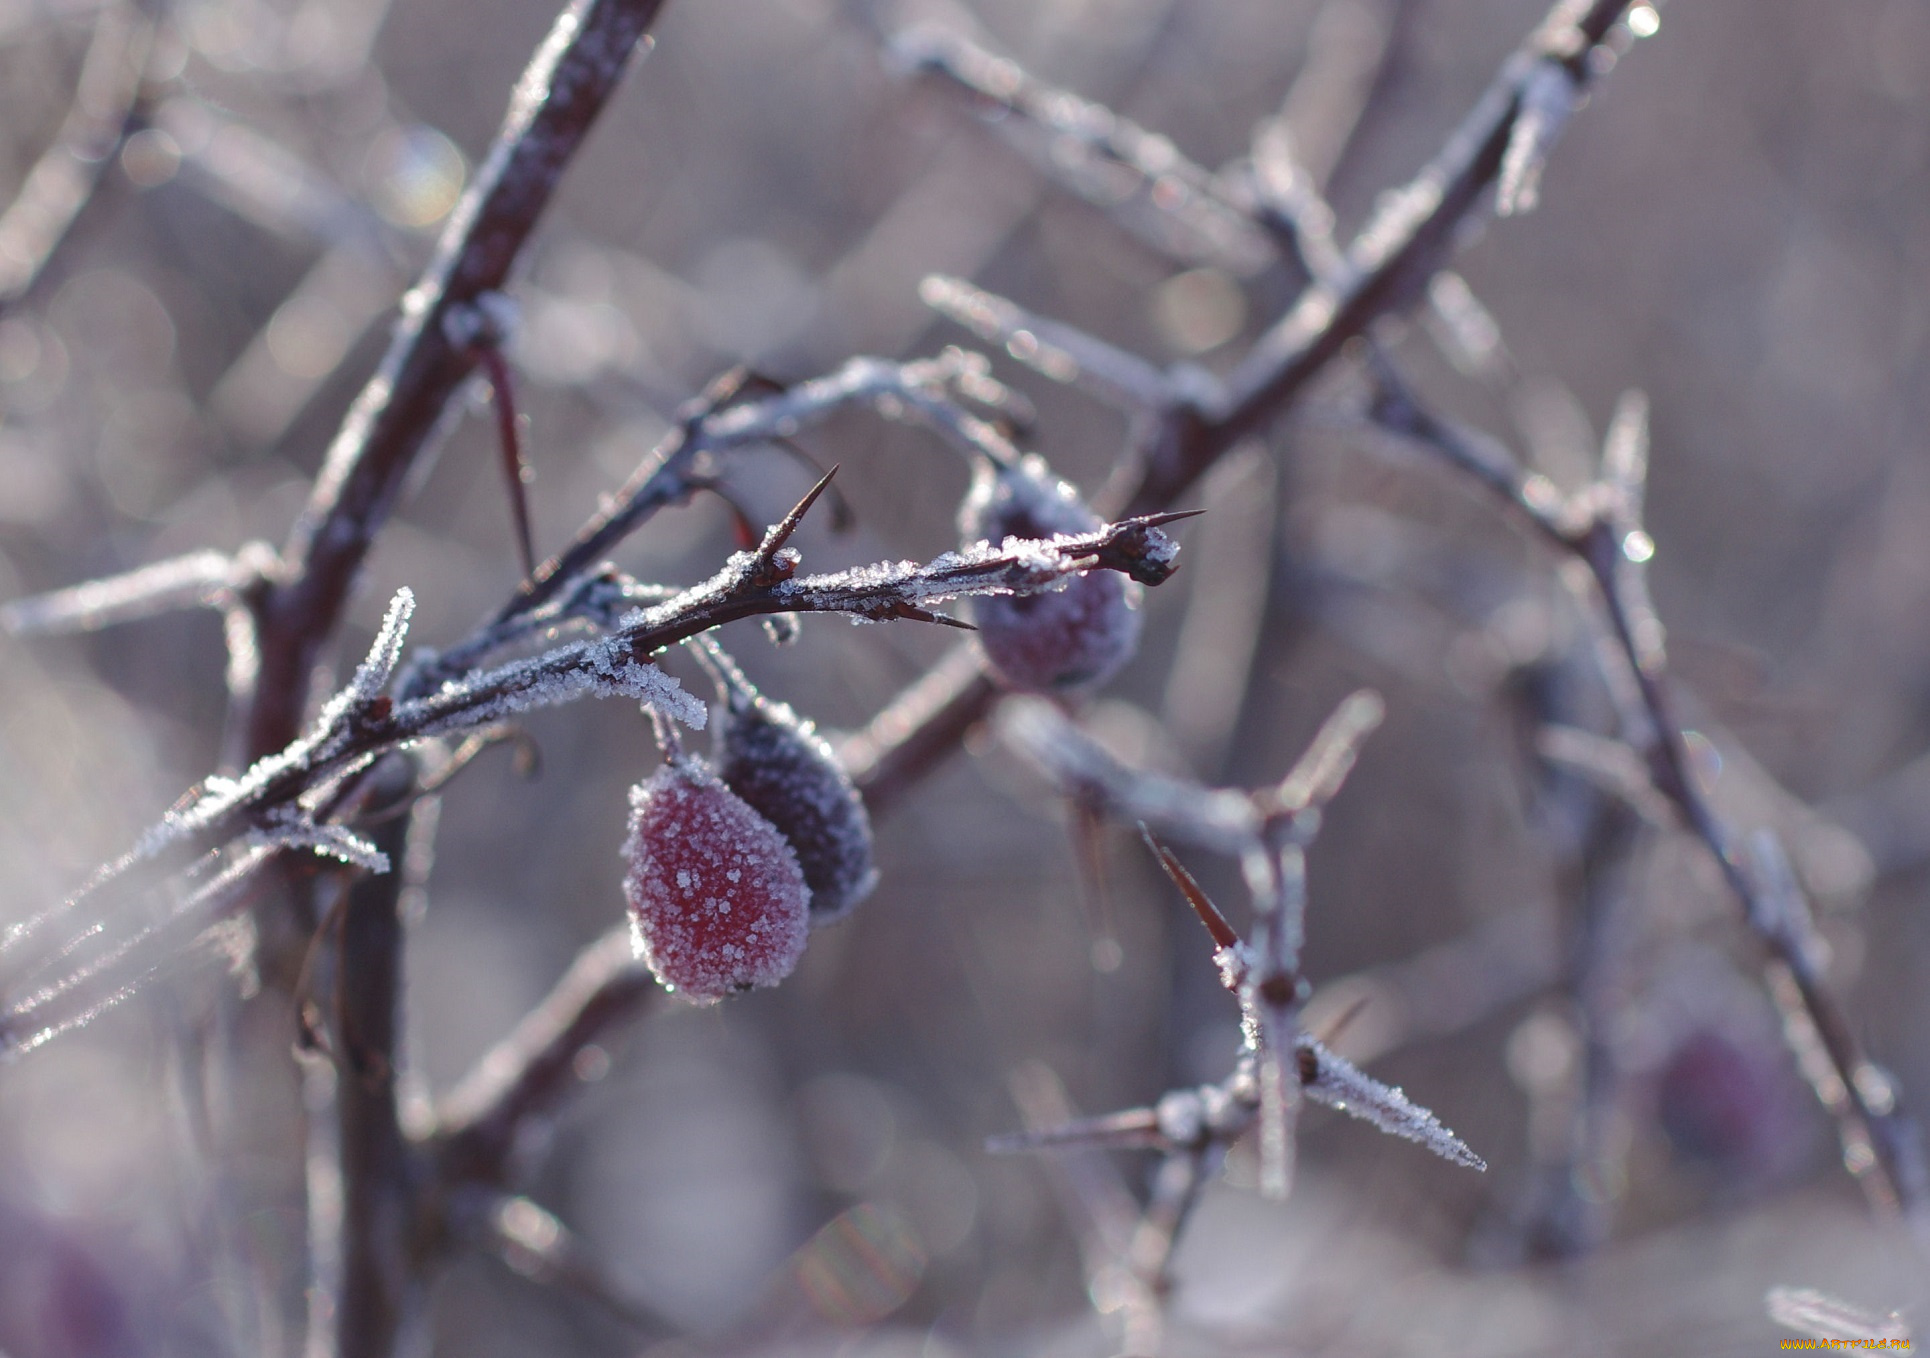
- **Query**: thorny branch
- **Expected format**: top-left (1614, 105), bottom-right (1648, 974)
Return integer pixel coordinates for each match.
top-left (1362, 346), bottom-right (1930, 1230)
top-left (843, 0), bottom-right (1645, 804)
top-left (413, 348), bottom-right (1048, 693)
top-left (991, 700), bottom-right (1482, 1350)
top-left (390, 9), bottom-right (1655, 1321)
top-left (11, 0), bottom-right (1917, 1349)
top-left (241, 0), bottom-right (670, 766)
top-left (0, 505), bottom-right (1185, 1050)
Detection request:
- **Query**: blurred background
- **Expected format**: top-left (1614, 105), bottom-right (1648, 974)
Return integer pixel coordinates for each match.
top-left (2, 0), bottom-right (1929, 1353)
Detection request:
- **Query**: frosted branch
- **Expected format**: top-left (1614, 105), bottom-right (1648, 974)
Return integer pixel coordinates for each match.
top-left (892, 26), bottom-right (1273, 273)
top-left (920, 274), bottom-right (1176, 414)
top-left (1300, 1037), bottom-right (1487, 1170)
top-left (1363, 319), bottom-right (1929, 1226)
top-left (1496, 60), bottom-right (1579, 216)
top-left (1, 549), bottom-right (264, 635)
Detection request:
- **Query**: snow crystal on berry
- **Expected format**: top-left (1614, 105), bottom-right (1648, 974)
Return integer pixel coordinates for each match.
top-left (622, 758), bottom-right (810, 1002)
top-left (715, 693), bottom-right (878, 924)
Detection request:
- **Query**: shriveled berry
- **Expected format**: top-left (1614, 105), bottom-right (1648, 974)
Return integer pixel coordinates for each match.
top-left (959, 453), bottom-right (1141, 693)
top-left (622, 757), bottom-right (810, 1002)
top-left (715, 688), bottom-right (878, 924)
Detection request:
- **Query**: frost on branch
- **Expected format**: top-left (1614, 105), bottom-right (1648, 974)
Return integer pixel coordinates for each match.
top-left (1298, 1038), bottom-right (1487, 1171)
top-left (245, 812), bottom-right (390, 874)
top-left (990, 1037), bottom-right (1485, 1174)
top-left (133, 589), bottom-right (419, 860)
top-left (317, 587), bottom-right (416, 730)
top-left (0, 549), bottom-right (236, 634)
top-left (409, 628), bottom-right (707, 741)
top-left (997, 695), bottom-right (1482, 1206)
top-left (920, 274), bottom-right (1173, 414)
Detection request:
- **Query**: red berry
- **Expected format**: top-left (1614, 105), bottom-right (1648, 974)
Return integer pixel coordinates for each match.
top-left (714, 688), bottom-right (878, 924)
top-left (622, 757), bottom-right (810, 1002)
top-left (959, 454), bottom-right (1140, 692)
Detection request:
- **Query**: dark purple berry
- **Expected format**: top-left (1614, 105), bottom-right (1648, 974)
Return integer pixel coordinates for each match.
top-left (700, 646), bottom-right (878, 924)
top-left (958, 453), bottom-right (1140, 692)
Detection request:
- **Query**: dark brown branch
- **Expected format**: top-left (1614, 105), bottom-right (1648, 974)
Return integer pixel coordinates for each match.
top-left (330, 797), bottom-right (429, 1358)
top-left (242, 0), bottom-right (670, 765)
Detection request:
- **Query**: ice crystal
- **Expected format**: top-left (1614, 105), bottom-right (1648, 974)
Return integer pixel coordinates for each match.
top-left (1298, 1037), bottom-right (1486, 1170)
top-left (712, 683), bottom-right (877, 925)
top-left (622, 758), bottom-right (810, 1002)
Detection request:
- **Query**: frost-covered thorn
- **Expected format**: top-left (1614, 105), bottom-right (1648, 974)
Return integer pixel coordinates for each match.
top-left (344, 588), bottom-right (416, 712)
top-left (1139, 828), bottom-right (1239, 950)
top-left (1297, 1036), bottom-right (1487, 1171)
top-left (748, 466), bottom-right (839, 584)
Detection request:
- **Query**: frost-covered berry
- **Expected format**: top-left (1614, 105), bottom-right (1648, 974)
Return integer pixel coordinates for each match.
top-left (622, 757), bottom-right (810, 1002)
top-left (715, 687), bottom-right (878, 925)
top-left (959, 453), bottom-right (1141, 693)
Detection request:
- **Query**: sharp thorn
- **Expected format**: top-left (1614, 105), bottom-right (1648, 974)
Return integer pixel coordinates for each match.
top-left (1132, 508), bottom-right (1206, 529)
top-left (889, 603), bottom-right (974, 629)
top-left (767, 436), bottom-right (856, 533)
top-left (756, 465), bottom-right (840, 563)
top-left (1138, 826), bottom-right (1240, 950)
top-left (477, 346), bottom-right (537, 580)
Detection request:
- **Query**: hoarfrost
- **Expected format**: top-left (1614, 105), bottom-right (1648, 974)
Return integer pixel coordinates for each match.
top-left (621, 758), bottom-right (809, 1001)
top-left (409, 632), bottom-right (705, 737)
top-left (1298, 1036), bottom-right (1486, 1170)
top-left (246, 816), bottom-right (391, 873)
top-left (0, 550), bottom-right (234, 635)
top-left (707, 649), bottom-right (877, 923)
